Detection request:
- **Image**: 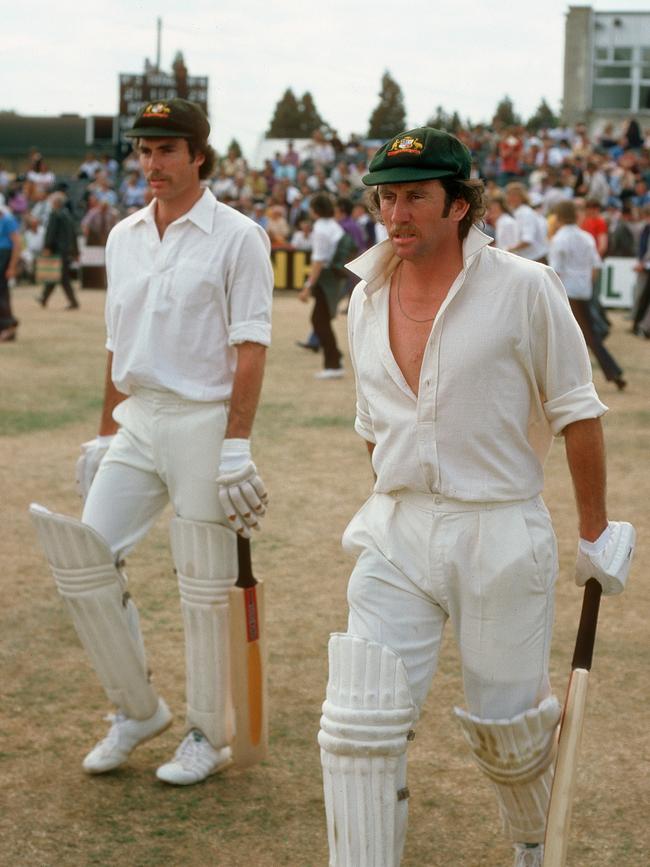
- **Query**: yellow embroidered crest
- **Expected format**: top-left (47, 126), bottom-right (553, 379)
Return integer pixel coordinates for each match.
top-left (142, 102), bottom-right (171, 118)
top-left (387, 136), bottom-right (424, 157)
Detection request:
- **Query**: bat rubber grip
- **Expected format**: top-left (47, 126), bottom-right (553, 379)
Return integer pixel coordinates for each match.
top-left (571, 578), bottom-right (602, 672)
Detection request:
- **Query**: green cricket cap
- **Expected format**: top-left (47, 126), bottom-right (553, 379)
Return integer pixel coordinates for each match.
top-left (362, 127), bottom-right (471, 185)
top-left (125, 98), bottom-right (210, 140)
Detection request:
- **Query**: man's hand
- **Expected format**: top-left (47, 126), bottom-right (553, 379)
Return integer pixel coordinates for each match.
top-left (217, 438), bottom-right (268, 538)
top-left (76, 436), bottom-right (114, 500)
top-left (299, 282), bottom-right (311, 303)
top-left (575, 520), bottom-right (636, 595)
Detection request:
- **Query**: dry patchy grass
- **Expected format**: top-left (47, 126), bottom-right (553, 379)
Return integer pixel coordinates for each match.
top-left (1, 284), bottom-right (648, 866)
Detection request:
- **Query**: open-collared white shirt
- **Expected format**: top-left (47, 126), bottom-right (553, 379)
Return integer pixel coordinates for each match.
top-left (105, 189), bottom-right (273, 402)
top-left (346, 226), bottom-right (607, 502)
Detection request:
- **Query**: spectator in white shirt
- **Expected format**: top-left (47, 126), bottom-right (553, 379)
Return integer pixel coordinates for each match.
top-left (298, 192), bottom-right (345, 377)
top-left (505, 182), bottom-right (548, 262)
top-left (487, 192), bottom-right (518, 250)
top-left (549, 200), bottom-right (626, 390)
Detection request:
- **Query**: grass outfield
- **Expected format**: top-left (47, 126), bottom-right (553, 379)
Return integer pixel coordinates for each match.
top-left (1, 284), bottom-right (648, 866)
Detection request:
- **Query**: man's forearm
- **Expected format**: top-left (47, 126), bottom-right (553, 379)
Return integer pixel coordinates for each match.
top-left (563, 417), bottom-right (608, 541)
top-left (98, 351), bottom-right (127, 435)
top-left (306, 260), bottom-right (324, 290)
top-left (225, 342), bottom-right (267, 439)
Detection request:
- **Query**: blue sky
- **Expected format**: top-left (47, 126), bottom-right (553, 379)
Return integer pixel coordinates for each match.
top-left (1, 1), bottom-right (649, 158)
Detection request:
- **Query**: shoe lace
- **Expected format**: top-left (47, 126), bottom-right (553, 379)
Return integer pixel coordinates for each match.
top-left (101, 711), bottom-right (127, 747)
top-left (174, 729), bottom-right (205, 765)
top-left (515, 844), bottom-right (542, 867)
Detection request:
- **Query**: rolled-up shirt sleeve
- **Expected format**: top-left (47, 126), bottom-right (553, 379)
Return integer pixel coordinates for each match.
top-left (348, 288), bottom-right (376, 443)
top-left (531, 268), bottom-right (607, 434)
top-left (227, 224), bottom-right (274, 346)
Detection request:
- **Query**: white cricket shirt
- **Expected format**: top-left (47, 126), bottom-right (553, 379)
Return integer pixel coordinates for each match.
top-left (105, 189), bottom-right (273, 402)
top-left (548, 224), bottom-right (601, 301)
top-left (346, 226), bottom-right (607, 502)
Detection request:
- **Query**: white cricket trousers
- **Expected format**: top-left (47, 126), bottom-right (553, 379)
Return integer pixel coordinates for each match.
top-left (82, 388), bottom-right (229, 558)
top-left (342, 491), bottom-right (558, 720)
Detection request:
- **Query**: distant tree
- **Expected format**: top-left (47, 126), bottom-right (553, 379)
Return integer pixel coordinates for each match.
top-left (227, 138), bottom-right (242, 158)
top-left (266, 88), bottom-right (303, 138)
top-left (426, 106), bottom-right (465, 134)
top-left (266, 88), bottom-right (329, 138)
top-left (427, 105), bottom-right (451, 130)
top-left (299, 91), bottom-right (326, 136)
top-left (449, 111), bottom-right (463, 133)
top-left (367, 71), bottom-right (407, 139)
top-left (526, 98), bottom-right (558, 132)
top-left (492, 95), bottom-right (521, 128)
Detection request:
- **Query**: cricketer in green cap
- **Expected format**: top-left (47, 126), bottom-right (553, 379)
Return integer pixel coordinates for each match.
top-left (126, 98), bottom-right (216, 182)
top-left (362, 126), bottom-right (471, 186)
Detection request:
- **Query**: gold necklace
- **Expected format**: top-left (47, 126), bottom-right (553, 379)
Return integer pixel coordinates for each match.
top-left (395, 264), bottom-right (436, 323)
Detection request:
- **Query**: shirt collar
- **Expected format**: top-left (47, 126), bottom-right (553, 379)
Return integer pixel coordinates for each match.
top-left (347, 224), bottom-right (494, 296)
top-left (132, 187), bottom-right (216, 234)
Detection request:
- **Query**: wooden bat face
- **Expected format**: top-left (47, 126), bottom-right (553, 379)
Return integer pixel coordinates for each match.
top-left (243, 586), bottom-right (263, 747)
top-left (543, 669), bottom-right (590, 866)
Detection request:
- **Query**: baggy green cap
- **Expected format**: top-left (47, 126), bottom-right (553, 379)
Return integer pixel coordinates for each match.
top-left (362, 127), bottom-right (471, 185)
top-left (125, 98), bottom-right (210, 139)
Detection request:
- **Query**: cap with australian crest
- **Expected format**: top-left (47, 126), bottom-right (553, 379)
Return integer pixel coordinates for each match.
top-left (362, 127), bottom-right (471, 186)
top-left (125, 98), bottom-right (210, 140)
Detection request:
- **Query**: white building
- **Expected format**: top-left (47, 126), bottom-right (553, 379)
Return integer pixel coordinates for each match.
top-left (563, 6), bottom-right (650, 129)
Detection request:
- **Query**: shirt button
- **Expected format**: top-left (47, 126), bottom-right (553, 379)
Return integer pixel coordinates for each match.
top-left (434, 496), bottom-right (443, 505)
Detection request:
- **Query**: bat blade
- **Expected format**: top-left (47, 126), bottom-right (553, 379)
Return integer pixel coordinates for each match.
top-left (543, 668), bottom-right (590, 867)
top-left (229, 537), bottom-right (268, 769)
top-left (543, 578), bottom-right (602, 867)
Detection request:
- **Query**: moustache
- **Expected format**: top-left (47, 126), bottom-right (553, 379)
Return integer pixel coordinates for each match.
top-left (390, 225), bottom-right (418, 238)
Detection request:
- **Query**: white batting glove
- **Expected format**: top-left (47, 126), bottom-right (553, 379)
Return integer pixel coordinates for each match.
top-left (575, 521), bottom-right (636, 595)
top-left (76, 435), bottom-right (114, 500)
top-left (217, 438), bottom-right (268, 538)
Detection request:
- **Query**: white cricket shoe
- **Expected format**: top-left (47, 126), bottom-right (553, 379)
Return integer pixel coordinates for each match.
top-left (314, 368), bottom-right (344, 380)
top-left (82, 698), bottom-right (172, 774)
top-left (513, 843), bottom-right (544, 866)
top-left (156, 729), bottom-right (232, 786)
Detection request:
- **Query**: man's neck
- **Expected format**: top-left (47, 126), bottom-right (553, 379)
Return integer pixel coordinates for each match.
top-left (401, 240), bottom-right (464, 297)
top-left (154, 186), bottom-right (204, 238)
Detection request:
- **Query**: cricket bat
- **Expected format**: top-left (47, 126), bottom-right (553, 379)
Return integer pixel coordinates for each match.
top-left (543, 578), bottom-right (602, 867)
top-left (229, 535), bottom-right (268, 768)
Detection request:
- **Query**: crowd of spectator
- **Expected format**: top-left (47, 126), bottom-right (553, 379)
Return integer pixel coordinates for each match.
top-left (1, 116), bottom-right (650, 334)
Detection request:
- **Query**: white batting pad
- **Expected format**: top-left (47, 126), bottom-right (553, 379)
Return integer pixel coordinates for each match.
top-left (318, 634), bottom-right (417, 867)
top-left (454, 696), bottom-right (561, 842)
top-left (29, 503), bottom-right (158, 720)
top-left (169, 518), bottom-right (237, 750)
